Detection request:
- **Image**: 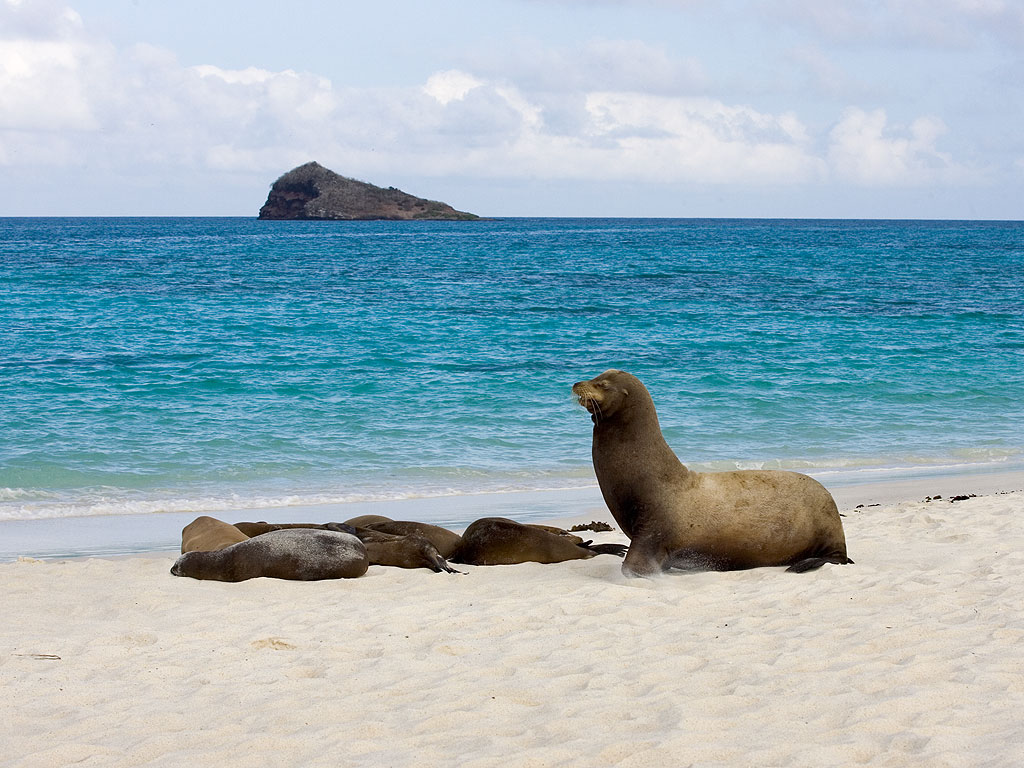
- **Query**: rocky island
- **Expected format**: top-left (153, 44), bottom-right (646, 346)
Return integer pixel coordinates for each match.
top-left (257, 162), bottom-right (479, 221)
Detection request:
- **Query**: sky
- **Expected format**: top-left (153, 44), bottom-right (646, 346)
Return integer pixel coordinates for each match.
top-left (1, 0), bottom-right (1022, 217)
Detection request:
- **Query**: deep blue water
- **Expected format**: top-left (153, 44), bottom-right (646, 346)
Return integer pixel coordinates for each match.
top-left (1, 217), bottom-right (1022, 523)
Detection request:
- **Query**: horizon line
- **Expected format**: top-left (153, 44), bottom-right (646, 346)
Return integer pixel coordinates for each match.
top-left (1, 215), bottom-right (1022, 223)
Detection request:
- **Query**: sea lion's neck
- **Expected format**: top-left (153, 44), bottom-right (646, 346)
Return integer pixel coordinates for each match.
top-left (591, 409), bottom-right (689, 537)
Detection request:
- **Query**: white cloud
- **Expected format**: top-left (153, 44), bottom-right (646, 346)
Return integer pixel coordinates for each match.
top-left (0, 40), bottom-right (99, 130)
top-left (423, 70), bottom-right (483, 105)
top-left (192, 65), bottom-right (283, 86)
top-left (1, 0), bottom-right (83, 39)
top-left (0, 0), bottom-right (988, 200)
top-left (577, 93), bottom-right (823, 183)
top-left (0, 6), bottom-right (829, 186)
top-left (0, 0), bottom-right (111, 134)
top-left (827, 108), bottom-right (968, 185)
top-left (0, 6), bottom-right (345, 173)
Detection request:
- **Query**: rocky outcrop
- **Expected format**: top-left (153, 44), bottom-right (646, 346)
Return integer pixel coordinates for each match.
top-left (257, 162), bottom-right (479, 221)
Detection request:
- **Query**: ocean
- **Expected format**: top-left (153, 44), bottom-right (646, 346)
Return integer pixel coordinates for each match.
top-left (2, 217), bottom-right (1022, 557)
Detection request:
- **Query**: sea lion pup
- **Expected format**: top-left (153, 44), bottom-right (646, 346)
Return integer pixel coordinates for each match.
top-left (357, 528), bottom-right (462, 573)
top-left (233, 521), bottom-right (460, 573)
top-left (451, 517), bottom-right (628, 566)
top-left (170, 529), bottom-right (368, 582)
top-left (181, 516), bottom-right (250, 553)
top-left (572, 369), bottom-right (852, 577)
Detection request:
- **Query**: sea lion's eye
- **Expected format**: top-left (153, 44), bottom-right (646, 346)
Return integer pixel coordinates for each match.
top-left (597, 380), bottom-right (608, 389)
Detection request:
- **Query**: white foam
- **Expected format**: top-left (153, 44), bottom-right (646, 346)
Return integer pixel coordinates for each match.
top-left (3, 452), bottom-right (1023, 523)
top-left (0, 482), bottom-right (604, 523)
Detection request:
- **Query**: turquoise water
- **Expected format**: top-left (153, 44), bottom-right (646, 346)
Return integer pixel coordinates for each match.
top-left (2, 217), bottom-right (1022, 526)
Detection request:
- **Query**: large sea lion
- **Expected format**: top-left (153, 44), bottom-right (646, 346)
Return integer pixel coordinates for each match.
top-left (170, 529), bottom-right (368, 582)
top-left (451, 517), bottom-right (628, 566)
top-left (234, 520), bottom-right (460, 573)
top-left (180, 516), bottom-right (250, 553)
top-left (572, 369), bottom-right (852, 577)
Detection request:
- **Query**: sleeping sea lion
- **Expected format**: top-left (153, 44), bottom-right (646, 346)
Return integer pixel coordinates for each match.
top-left (451, 517), bottom-right (627, 566)
top-left (572, 369), bottom-right (852, 577)
top-left (170, 529), bottom-right (368, 582)
top-left (180, 515), bottom-right (250, 553)
top-left (233, 521), bottom-right (459, 573)
top-left (357, 528), bottom-right (462, 573)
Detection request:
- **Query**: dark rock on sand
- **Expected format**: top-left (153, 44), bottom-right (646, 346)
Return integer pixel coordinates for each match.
top-left (258, 162), bottom-right (480, 221)
top-left (569, 521), bottom-right (614, 533)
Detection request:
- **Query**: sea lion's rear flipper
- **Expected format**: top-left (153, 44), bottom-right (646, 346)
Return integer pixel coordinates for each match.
top-left (584, 543), bottom-right (628, 558)
top-left (435, 559), bottom-right (466, 575)
top-left (418, 538), bottom-right (464, 574)
top-left (785, 554), bottom-right (854, 573)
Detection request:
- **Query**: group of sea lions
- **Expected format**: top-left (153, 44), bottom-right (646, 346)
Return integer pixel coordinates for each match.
top-left (171, 513), bottom-right (628, 582)
top-left (171, 370), bottom-right (852, 582)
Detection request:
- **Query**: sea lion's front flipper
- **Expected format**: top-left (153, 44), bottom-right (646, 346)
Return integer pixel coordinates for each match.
top-left (584, 543), bottom-right (628, 557)
top-left (785, 554), bottom-right (854, 573)
top-left (620, 541), bottom-right (666, 578)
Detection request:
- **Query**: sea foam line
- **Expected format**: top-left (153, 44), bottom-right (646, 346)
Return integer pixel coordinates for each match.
top-left (3, 453), bottom-right (1023, 522)
top-left (0, 482), bottom-right (603, 522)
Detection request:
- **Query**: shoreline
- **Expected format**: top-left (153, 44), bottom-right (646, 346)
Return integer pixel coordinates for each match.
top-left (3, 464), bottom-right (1023, 562)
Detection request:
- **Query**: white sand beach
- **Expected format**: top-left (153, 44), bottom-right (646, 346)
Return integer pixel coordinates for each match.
top-left (4, 485), bottom-right (1024, 767)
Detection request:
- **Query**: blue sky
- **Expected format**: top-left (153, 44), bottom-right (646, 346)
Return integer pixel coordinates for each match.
top-left (1, 0), bottom-right (1021, 217)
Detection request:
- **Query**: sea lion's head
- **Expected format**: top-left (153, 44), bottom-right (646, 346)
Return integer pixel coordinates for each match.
top-left (572, 369), bottom-right (645, 423)
top-left (170, 551), bottom-right (200, 577)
